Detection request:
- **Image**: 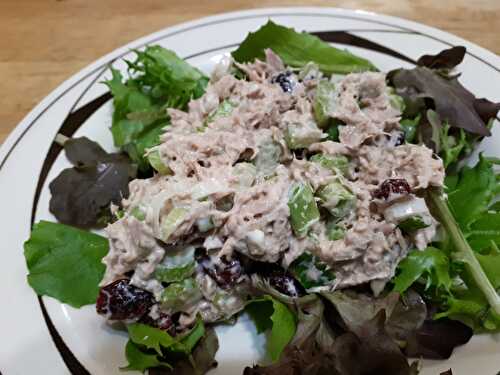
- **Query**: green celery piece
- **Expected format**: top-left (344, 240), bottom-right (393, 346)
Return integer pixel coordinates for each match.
top-left (398, 215), bottom-right (430, 233)
top-left (253, 140), bottom-right (281, 177)
top-left (246, 295), bottom-right (297, 362)
top-left (326, 122), bottom-right (340, 141)
top-left (232, 21), bottom-right (377, 75)
top-left (428, 190), bottom-right (500, 315)
top-left (154, 262), bottom-right (196, 283)
top-left (233, 162), bottom-right (257, 186)
top-left (310, 154), bottom-right (349, 175)
top-left (316, 181), bottom-right (356, 219)
top-left (400, 114), bottom-right (420, 143)
top-left (289, 251), bottom-right (335, 290)
top-left (122, 340), bottom-right (171, 372)
top-left (147, 149), bottom-right (172, 175)
top-left (326, 221), bottom-right (345, 241)
top-left (285, 123), bottom-right (323, 150)
top-left (130, 206), bottom-right (146, 221)
top-left (288, 183), bottom-right (320, 237)
top-left (392, 247), bottom-right (452, 293)
top-left (24, 221), bottom-right (107, 308)
top-left (161, 207), bottom-right (188, 242)
top-left (160, 278), bottom-right (202, 313)
top-left (313, 80), bottom-right (336, 128)
top-left (206, 100), bottom-right (236, 123)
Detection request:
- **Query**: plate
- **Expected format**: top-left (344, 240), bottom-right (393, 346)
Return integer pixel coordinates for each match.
top-left (1, 7), bottom-right (499, 375)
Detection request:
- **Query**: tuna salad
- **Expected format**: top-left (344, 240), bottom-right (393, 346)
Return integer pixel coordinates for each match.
top-left (24, 21), bottom-right (500, 375)
top-left (101, 50), bottom-right (445, 322)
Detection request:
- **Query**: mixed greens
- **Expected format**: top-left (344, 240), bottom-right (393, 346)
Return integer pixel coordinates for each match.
top-left (23, 21), bottom-right (500, 375)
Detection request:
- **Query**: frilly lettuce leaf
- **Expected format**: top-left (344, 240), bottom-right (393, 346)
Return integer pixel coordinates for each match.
top-left (393, 248), bottom-right (452, 293)
top-left (246, 295), bottom-right (297, 362)
top-left (106, 46), bottom-right (209, 171)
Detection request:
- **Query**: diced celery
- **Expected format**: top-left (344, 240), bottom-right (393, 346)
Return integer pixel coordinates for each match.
top-left (206, 100), bottom-right (236, 123)
top-left (298, 62), bottom-right (321, 81)
top-left (253, 140), bottom-right (282, 176)
top-left (154, 262), bottom-right (195, 283)
top-left (326, 221), bottom-right (345, 241)
top-left (285, 123), bottom-right (323, 150)
top-left (130, 206), bottom-right (146, 221)
top-left (326, 123), bottom-right (340, 141)
top-left (147, 149), bottom-right (172, 175)
top-left (316, 181), bottom-right (356, 219)
top-left (161, 207), bottom-right (188, 241)
top-left (233, 162), bottom-right (257, 187)
top-left (288, 183), bottom-right (320, 237)
top-left (313, 80), bottom-right (336, 128)
top-left (154, 245), bottom-right (196, 283)
top-left (160, 278), bottom-right (202, 313)
top-left (310, 154), bottom-right (349, 175)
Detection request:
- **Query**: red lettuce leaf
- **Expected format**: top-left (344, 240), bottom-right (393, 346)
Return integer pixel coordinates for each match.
top-left (417, 46), bottom-right (465, 70)
top-left (49, 137), bottom-right (136, 228)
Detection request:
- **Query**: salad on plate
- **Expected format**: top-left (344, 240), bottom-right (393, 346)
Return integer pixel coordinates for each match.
top-left (24, 21), bottom-right (500, 374)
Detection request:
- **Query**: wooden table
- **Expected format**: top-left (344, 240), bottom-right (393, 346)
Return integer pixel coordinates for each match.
top-left (1, 0), bottom-right (498, 144)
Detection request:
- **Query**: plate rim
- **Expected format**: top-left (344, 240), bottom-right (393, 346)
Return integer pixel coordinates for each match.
top-left (2, 6), bottom-right (500, 375)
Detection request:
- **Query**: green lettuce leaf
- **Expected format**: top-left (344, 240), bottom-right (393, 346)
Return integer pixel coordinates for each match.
top-left (246, 295), bottom-right (297, 362)
top-left (393, 248), bottom-right (452, 293)
top-left (446, 155), bottom-right (499, 230)
top-left (24, 221), bottom-right (107, 307)
top-left (428, 191), bottom-right (500, 326)
top-left (106, 46), bottom-right (209, 171)
top-left (124, 319), bottom-right (207, 373)
top-left (122, 341), bottom-right (171, 373)
top-left (127, 323), bottom-right (177, 355)
top-left (467, 212), bottom-right (500, 251)
top-left (232, 21), bottom-right (376, 75)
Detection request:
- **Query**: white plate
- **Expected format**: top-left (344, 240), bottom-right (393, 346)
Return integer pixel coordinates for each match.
top-left (1, 7), bottom-right (499, 375)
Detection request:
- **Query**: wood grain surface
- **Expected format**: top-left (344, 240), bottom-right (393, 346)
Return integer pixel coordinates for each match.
top-left (1, 0), bottom-right (498, 144)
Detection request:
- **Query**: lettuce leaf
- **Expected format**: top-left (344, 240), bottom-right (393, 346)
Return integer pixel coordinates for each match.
top-left (49, 136), bottom-right (136, 228)
top-left (246, 295), bottom-right (297, 362)
top-left (106, 46), bottom-right (208, 171)
top-left (393, 157), bottom-right (500, 331)
top-left (393, 248), bottom-right (452, 293)
top-left (24, 221), bottom-right (108, 307)
top-left (446, 155), bottom-right (500, 230)
top-left (122, 341), bottom-right (171, 373)
top-left (124, 319), bottom-right (209, 373)
top-left (232, 21), bottom-right (376, 75)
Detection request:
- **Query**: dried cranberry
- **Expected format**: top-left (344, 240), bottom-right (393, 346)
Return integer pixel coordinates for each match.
top-left (268, 272), bottom-right (303, 297)
top-left (96, 279), bottom-right (154, 321)
top-left (198, 255), bottom-right (243, 289)
top-left (393, 132), bottom-right (405, 146)
top-left (271, 71), bottom-right (295, 93)
top-left (372, 178), bottom-right (411, 200)
top-left (139, 310), bottom-right (176, 335)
